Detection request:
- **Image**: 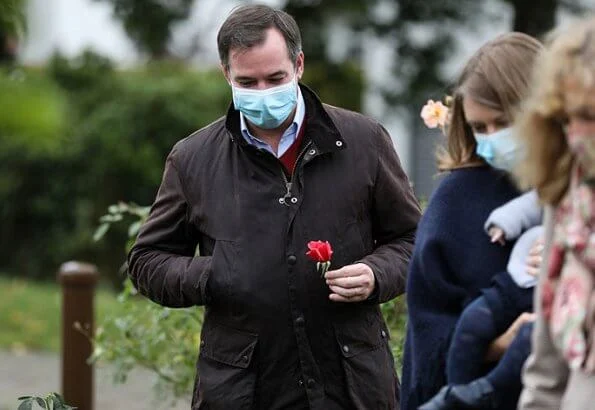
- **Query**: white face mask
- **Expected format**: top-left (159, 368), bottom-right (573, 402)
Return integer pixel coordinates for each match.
top-left (231, 76), bottom-right (298, 129)
top-left (474, 127), bottom-right (524, 172)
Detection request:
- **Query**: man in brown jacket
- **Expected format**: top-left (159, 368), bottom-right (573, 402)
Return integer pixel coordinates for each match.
top-left (127, 4), bottom-right (421, 409)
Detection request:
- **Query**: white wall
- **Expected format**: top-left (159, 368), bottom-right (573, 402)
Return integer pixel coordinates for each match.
top-left (20, 0), bottom-right (138, 65)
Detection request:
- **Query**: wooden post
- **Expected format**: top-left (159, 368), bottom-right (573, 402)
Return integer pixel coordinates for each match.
top-left (58, 261), bottom-right (99, 410)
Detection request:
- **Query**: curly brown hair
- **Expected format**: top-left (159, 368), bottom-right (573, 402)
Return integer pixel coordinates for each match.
top-left (438, 32), bottom-right (543, 171)
top-left (516, 17), bottom-right (595, 206)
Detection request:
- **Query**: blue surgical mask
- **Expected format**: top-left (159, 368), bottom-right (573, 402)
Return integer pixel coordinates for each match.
top-left (474, 127), bottom-right (524, 172)
top-left (232, 78), bottom-right (298, 129)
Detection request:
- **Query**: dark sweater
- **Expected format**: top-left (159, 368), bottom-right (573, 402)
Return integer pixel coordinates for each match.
top-left (400, 166), bottom-right (520, 410)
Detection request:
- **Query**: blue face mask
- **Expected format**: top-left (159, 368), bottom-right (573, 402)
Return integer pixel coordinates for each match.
top-left (474, 127), bottom-right (524, 172)
top-left (232, 78), bottom-right (298, 129)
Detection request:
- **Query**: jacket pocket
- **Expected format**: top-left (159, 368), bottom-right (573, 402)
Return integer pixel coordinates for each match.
top-left (193, 321), bottom-right (258, 410)
top-left (206, 240), bottom-right (237, 305)
top-left (334, 315), bottom-right (397, 410)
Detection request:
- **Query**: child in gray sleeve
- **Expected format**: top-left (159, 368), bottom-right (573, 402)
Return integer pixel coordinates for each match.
top-left (485, 189), bottom-right (543, 288)
top-left (420, 190), bottom-right (543, 410)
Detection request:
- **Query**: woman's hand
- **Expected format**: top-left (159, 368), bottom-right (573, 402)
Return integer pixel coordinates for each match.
top-left (486, 312), bottom-right (536, 362)
top-left (526, 237), bottom-right (545, 277)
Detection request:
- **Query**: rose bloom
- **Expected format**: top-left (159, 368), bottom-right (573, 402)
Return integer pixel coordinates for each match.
top-left (420, 99), bottom-right (449, 129)
top-left (306, 240), bottom-right (333, 262)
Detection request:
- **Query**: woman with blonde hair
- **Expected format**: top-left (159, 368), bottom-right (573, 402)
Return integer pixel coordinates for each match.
top-left (400, 32), bottom-right (543, 410)
top-left (519, 16), bottom-right (595, 410)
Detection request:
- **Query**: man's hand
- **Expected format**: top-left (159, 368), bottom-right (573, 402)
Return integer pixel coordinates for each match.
top-left (324, 263), bottom-right (375, 302)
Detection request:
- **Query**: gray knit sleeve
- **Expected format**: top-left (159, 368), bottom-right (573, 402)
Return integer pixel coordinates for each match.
top-left (484, 189), bottom-right (542, 240)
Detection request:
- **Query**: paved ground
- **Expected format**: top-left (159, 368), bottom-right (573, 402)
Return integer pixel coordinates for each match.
top-left (0, 350), bottom-right (191, 410)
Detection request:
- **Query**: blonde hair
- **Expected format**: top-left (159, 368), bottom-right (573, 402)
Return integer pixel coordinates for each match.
top-left (438, 32), bottom-right (543, 171)
top-left (516, 17), bottom-right (595, 205)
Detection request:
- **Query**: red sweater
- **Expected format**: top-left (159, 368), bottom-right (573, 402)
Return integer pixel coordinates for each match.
top-left (279, 121), bottom-right (306, 176)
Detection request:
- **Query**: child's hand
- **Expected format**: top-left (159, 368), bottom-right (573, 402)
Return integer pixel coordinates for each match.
top-left (488, 226), bottom-right (506, 246)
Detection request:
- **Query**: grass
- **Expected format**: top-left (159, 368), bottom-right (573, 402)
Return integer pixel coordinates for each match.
top-left (0, 275), bottom-right (125, 352)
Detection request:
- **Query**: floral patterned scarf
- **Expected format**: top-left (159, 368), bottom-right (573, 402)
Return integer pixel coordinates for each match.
top-left (542, 158), bottom-right (595, 371)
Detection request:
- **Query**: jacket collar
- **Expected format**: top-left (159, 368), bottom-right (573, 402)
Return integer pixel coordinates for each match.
top-left (225, 83), bottom-right (346, 155)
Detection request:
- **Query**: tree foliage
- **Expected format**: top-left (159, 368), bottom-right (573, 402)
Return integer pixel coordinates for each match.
top-left (0, 0), bottom-right (26, 37)
top-left (283, 0), bottom-right (590, 108)
top-left (92, 0), bottom-right (194, 58)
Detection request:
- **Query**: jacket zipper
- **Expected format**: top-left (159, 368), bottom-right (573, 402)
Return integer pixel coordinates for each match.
top-left (280, 141), bottom-right (313, 206)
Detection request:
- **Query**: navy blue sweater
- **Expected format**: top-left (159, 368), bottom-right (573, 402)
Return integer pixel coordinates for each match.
top-left (400, 166), bottom-right (520, 410)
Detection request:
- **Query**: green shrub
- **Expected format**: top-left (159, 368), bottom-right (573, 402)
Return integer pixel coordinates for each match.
top-left (0, 53), bottom-right (231, 282)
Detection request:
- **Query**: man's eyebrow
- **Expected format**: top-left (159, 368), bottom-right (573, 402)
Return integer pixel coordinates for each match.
top-left (234, 71), bottom-right (287, 81)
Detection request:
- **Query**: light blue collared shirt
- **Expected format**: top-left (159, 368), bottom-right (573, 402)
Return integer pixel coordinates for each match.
top-left (240, 86), bottom-right (306, 157)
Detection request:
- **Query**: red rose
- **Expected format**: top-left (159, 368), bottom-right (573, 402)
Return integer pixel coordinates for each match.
top-left (306, 240), bottom-right (333, 277)
top-left (306, 240), bottom-right (333, 262)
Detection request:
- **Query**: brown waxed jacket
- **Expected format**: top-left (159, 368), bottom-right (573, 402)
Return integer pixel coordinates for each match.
top-left (128, 85), bottom-right (421, 409)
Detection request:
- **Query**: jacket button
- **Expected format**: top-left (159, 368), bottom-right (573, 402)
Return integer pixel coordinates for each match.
top-left (335, 141), bottom-right (343, 147)
top-left (295, 316), bottom-right (305, 325)
top-left (308, 149), bottom-right (316, 155)
top-left (381, 330), bottom-right (387, 338)
top-left (200, 340), bottom-right (205, 347)
top-left (290, 197), bottom-right (298, 204)
top-left (342, 345), bottom-right (349, 353)
top-left (287, 255), bottom-right (297, 265)
top-left (307, 378), bottom-right (316, 388)
top-left (241, 355), bottom-right (249, 363)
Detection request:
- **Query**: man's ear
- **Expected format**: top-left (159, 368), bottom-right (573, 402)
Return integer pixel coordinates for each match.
top-left (221, 64), bottom-right (231, 84)
top-left (296, 51), bottom-right (305, 81)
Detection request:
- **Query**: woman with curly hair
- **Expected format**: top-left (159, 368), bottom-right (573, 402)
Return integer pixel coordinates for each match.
top-left (519, 16), bottom-right (595, 410)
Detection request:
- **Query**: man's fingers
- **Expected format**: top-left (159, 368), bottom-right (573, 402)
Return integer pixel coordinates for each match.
top-left (326, 275), bottom-right (371, 289)
top-left (329, 292), bottom-right (366, 303)
top-left (328, 285), bottom-right (366, 298)
top-left (324, 267), bottom-right (361, 279)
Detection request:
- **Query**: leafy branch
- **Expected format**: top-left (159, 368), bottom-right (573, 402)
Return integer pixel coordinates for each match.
top-left (17, 393), bottom-right (76, 410)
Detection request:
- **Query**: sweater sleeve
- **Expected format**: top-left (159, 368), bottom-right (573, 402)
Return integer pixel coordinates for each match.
top-left (484, 189), bottom-right (542, 240)
top-left (127, 148), bottom-right (212, 308)
top-left (359, 123), bottom-right (422, 303)
top-left (401, 238), bottom-right (465, 410)
top-left (401, 198), bottom-right (470, 410)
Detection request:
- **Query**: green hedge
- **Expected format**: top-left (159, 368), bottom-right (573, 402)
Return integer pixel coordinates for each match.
top-left (0, 50), bottom-right (363, 284)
